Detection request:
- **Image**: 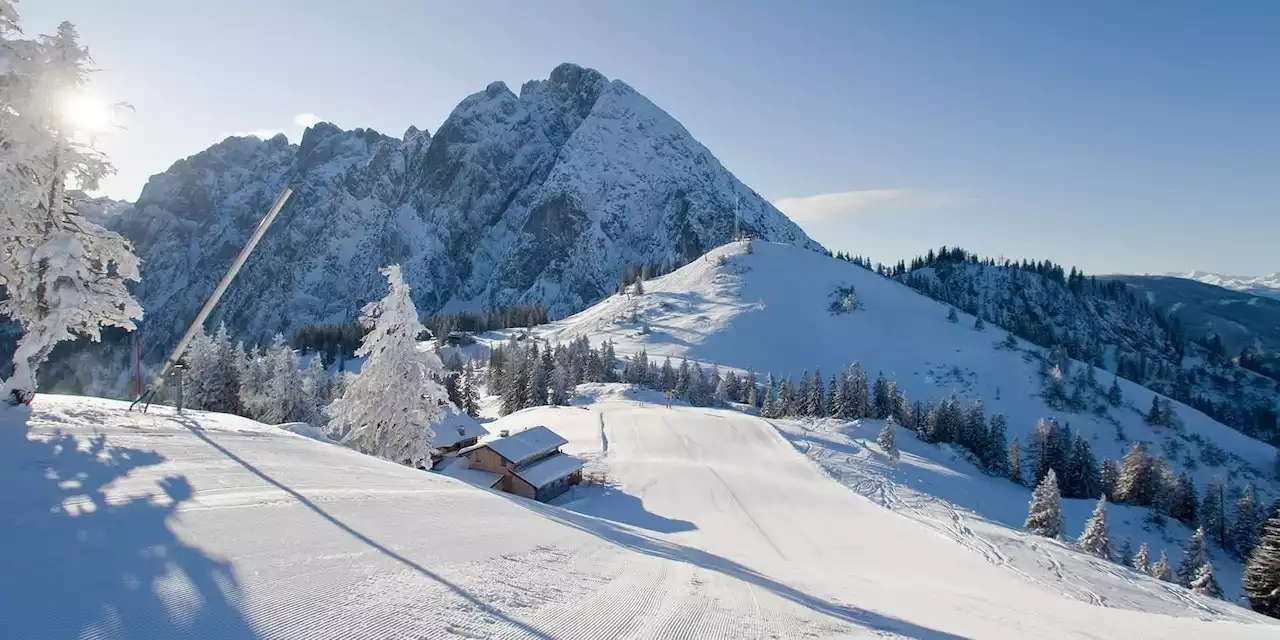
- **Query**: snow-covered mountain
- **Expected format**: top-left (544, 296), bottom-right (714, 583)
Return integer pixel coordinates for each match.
top-left (1172, 271), bottom-right (1280, 301)
top-left (107, 63), bottom-right (818, 366)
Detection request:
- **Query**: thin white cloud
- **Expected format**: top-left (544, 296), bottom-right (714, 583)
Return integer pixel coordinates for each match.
top-left (294, 113), bottom-right (322, 127)
top-left (773, 189), bottom-right (969, 222)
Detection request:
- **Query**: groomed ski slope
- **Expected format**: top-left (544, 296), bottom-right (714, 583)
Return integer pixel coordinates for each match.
top-left (532, 241), bottom-right (1279, 498)
top-left (485, 385), bottom-right (1273, 637)
top-left (5, 393), bottom-right (1273, 639)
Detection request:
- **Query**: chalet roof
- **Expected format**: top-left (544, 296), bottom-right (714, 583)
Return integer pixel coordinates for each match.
top-left (480, 426), bottom-right (568, 466)
top-left (433, 420), bottom-right (489, 449)
top-left (511, 452), bottom-right (584, 490)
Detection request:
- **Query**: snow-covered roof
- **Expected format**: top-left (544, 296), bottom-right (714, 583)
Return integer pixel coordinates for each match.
top-left (433, 419), bottom-right (489, 449)
top-left (511, 452), bottom-right (584, 490)
top-left (481, 426), bottom-right (567, 465)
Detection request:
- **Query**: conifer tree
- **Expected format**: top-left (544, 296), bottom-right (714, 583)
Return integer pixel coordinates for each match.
top-left (0, 14), bottom-right (142, 400)
top-left (1116, 442), bottom-right (1155, 506)
top-left (1200, 477), bottom-right (1229, 549)
top-left (1026, 469), bottom-right (1064, 538)
top-left (459, 359), bottom-right (481, 417)
top-left (743, 369), bottom-right (759, 406)
top-left (1243, 513), bottom-right (1280, 617)
top-left (877, 417), bottom-right (899, 460)
top-left (985, 414), bottom-right (1009, 477)
top-left (761, 376), bottom-right (778, 418)
top-left (1118, 537), bottom-right (1134, 567)
top-left (973, 316), bottom-right (985, 331)
top-left (1176, 527), bottom-right (1210, 588)
top-left (1008, 437), bottom-right (1024, 485)
top-left (1150, 550), bottom-right (1173, 582)
top-left (1170, 473), bottom-right (1198, 525)
top-left (660, 357), bottom-right (676, 391)
top-left (1189, 563), bottom-right (1222, 599)
top-left (1133, 542), bottom-right (1151, 573)
top-left (1107, 376), bottom-right (1123, 406)
top-left (1099, 458), bottom-right (1120, 502)
top-left (1079, 497), bottom-right (1111, 559)
top-left (1233, 486), bottom-right (1263, 559)
top-left (301, 354), bottom-right (332, 424)
top-left (825, 374), bottom-right (839, 417)
top-left (947, 307), bottom-right (959, 323)
top-left (872, 372), bottom-right (891, 419)
top-left (777, 377), bottom-right (795, 416)
top-left (327, 265), bottom-right (451, 468)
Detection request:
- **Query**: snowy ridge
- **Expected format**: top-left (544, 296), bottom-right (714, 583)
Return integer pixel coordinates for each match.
top-left (534, 241), bottom-right (1277, 490)
top-left (66, 63), bottom-right (817, 393)
top-left (1173, 271), bottom-right (1280, 301)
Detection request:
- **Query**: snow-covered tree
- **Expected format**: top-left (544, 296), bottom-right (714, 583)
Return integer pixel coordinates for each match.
top-left (1099, 458), bottom-right (1119, 502)
top-left (1107, 376), bottom-right (1122, 406)
top-left (1116, 442), bottom-right (1155, 506)
top-left (1133, 542), bottom-right (1151, 573)
top-left (946, 307), bottom-right (959, 323)
top-left (1008, 437), bottom-right (1024, 485)
top-left (0, 14), bottom-right (142, 400)
top-left (259, 333), bottom-right (303, 424)
top-left (458, 359), bottom-right (481, 417)
top-left (1079, 497), bottom-right (1111, 559)
top-left (1233, 485), bottom-right (1264, 559)
top-left (1200, 477), bottom-right (1229, 549)
top-left (183, 323), bottom-right (240, 414)
top-left (659, 357), bottom-right (675, 391)
top-left (1176, 527), bottom-right (1210, 587)
top-left (877, 417), bottom-right (899, 459)
top-left (973, 315), bottom-right (984, 331)
top-left (525, 344), bottom-right (548, 407)
top-left (1244, 513), bottom-right (1280, 617)
top-left (326, 265), bottom-right (451, 468)
top-left (743, 369), bottom-right (758, 407)
top-left (1189, 563), bottom-right (1222, 599)
top-left (1026, 469), bottom-right (1064, 538)
top-left (300, 353), bottom-right (332, 425)
top-left (1150, 550), bottom-right (1173, 582)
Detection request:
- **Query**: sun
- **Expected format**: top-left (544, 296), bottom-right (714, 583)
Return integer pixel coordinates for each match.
top-left (58, 91), bottom-right (114, 133)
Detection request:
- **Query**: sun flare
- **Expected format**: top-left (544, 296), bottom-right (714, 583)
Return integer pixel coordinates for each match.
top-left (58, 91), bottom-right (114, 133)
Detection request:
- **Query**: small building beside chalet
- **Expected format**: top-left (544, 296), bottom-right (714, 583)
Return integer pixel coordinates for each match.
top-left (460, 426), bottom-right (583, 502)
top-left (430, 420), bottom-right (490, 468)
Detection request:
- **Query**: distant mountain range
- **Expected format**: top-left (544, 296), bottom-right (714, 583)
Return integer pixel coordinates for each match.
top-left (1168, 271), bottom-right (1280, 300)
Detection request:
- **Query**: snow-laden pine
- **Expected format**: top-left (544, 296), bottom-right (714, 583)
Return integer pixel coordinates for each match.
top-left (1026, 469), bottom-right (1064, 538)
top-left (326, 265), bottom-right (451, 467)
top-left (0, 7), bottom-right (141, 399)
top-left (1244, 513), bottom-right (1280, 616)
top-left (1079, 497), bottom-right (1111, 559)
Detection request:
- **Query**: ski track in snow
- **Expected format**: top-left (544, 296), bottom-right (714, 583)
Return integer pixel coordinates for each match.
top-left (6, 388), bottom-right (1278, 638)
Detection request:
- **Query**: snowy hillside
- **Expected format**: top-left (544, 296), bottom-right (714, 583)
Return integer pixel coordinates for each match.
top-left (73, 63), bottom-right (816, 388)
top-left (533, 241), bottom-right (1277, 492)
top-left (473, 386), bottom-right (1273, 636)
top-left (8, 395), bottom-right (1272, 638)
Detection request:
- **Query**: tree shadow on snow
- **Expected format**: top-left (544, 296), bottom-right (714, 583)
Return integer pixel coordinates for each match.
top-left (168, 416), bottom-right (559, 640)
top-left (559, 486), bottom-right (697, 534)
top-left (504, 494), bottom-right (969, 640)
top-left (0, 405), bottom-right (261, 639)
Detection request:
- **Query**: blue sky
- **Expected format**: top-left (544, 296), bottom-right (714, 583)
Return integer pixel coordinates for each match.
top-left (21, 0), bottom-right (1280, 276)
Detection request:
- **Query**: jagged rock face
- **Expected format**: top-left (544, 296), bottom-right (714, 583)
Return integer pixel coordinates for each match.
top-left (111, 63), bottom-right (819, 361)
